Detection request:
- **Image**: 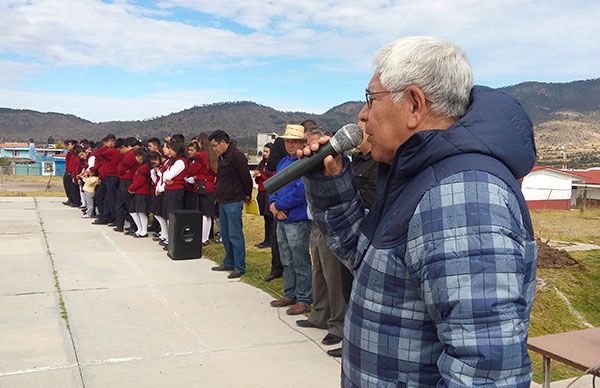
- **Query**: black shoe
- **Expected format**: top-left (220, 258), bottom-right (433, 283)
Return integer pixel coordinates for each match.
top-left (163, 246), bottom-right (168, 251)
top-left (211, 265), bottom-right (233, 272)
top-left (125, 230), bottom-right (137, 236)
top-left (92, 220), bottom-right (108, 225)
top-left (107, 223), bottom-right (117, 227)
top-left (296, 319), bottom-right (320, 329)
top-left (322, 333), bottom-right (342, 346)
top-left (62, 201), bottom-right (72, 206)
top-left (202, 241), bottom-right (209, 247)
top-left (159, 240), bottom-right (168, 247)
top-left (113, 227), bottom-right (124, 232)
top-left (134, 234), bottom-right (148, 238)
top-left (152, 236), bottom-right (163, 242)
top-left (264, 272), bottom-right (283, 282)
top-left (227, 270), bottom-right (244, 279)
top-left (327, 347), bottom-right (342, 358)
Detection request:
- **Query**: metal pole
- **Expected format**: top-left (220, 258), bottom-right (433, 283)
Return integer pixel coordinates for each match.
top-left (542, 356), bottom-right (551, 388)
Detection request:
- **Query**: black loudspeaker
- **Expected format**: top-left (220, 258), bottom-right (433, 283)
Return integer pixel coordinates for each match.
top-left (168, 210), bottom-right (203, 260)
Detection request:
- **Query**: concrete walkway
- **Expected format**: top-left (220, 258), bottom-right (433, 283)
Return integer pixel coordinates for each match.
top-left (0, 197), bottom-right (341, 387)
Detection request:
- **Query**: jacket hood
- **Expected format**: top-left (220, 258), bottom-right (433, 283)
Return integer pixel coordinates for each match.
top-left (391, 85), bottom-right (536, 180)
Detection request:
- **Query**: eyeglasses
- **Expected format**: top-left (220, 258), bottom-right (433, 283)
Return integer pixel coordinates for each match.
top-left (365, 89), bottom-right (405, 108)
top-left (365, 88), bottom-right (431, 108)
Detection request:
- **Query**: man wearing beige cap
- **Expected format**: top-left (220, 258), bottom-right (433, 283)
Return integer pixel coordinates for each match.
top-left (269, 124), bottom-right (312, 315)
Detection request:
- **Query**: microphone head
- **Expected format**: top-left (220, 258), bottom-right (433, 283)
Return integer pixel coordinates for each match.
top-left (330, 124), bottom-right (363, 153)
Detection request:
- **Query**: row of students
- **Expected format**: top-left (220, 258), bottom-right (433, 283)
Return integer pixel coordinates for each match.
top-left (63, 133), bottom-right (218, 251)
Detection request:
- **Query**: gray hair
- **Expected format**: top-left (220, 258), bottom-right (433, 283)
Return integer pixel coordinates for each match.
top-left (374, 36), bottom-right (473, 118)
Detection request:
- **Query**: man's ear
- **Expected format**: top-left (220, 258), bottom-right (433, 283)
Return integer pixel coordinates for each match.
top-left (404, 86), bottom-right (428, 130)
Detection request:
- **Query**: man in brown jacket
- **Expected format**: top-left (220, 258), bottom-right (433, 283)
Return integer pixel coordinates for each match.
top-left (208, 130), bottom-right (253, 279)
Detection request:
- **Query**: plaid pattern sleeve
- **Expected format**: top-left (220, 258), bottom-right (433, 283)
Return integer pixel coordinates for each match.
top-left (303, 160), bottom-right (365, 270)
top-left (405, 171), bottom-right (537, 387)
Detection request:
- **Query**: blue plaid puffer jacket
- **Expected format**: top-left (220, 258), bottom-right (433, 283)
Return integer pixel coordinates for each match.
top-left (305, 86), bottom-right (538, 387)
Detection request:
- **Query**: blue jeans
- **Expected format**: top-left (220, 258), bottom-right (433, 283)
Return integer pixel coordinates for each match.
top-left (220, 201), bottom-right (246, 273)
top-left (277, 220), bottom-right (312, 305)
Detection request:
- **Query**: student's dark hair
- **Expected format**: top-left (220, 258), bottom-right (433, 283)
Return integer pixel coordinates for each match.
top-left (301, 119), bottom-right (318, 130)
top-left (115, 138), bottom-right (126, 148)
top-left (188, 142), bottom-right (200, 152)
top-left (73, 145), bottom-right (84, 155)
top-left (264, 142), bottom-right (274, 150)
top-left (208, 130), bottom-right (230, 144)
top-left (134, 148), bottom-right (146, 157)
top-left (167, 139), bottom-right (186, 158)
top-left (171, 133), bottom-right (185, 144)
top-left (66, 139), bottom-right (78, 146)
top-left (145, 151), bottom-right (161, 168)
top-left (147, 138), bottom-right (161, 148)
top-left (103, 134), bottom-right (116, 142)
top-left (126, 137), bottom-right (138, 147)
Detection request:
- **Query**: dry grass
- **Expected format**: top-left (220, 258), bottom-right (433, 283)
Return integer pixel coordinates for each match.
top-left (531, 208), bottom-right (600, 245)
top-left (0, 175), bottom-right (61, 182)
top-left (0, 175), bottom-right (64, 195)
top-left (0, 191), bottom-right (64, 197)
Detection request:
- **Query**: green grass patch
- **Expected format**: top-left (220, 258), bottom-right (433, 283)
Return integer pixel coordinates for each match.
top-left (202, 213), bottom-right (284, 299)
top-left (528, 246), bottom-right (600, 382)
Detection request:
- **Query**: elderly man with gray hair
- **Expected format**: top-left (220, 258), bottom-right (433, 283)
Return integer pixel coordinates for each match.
top-left (302, 36), bottom-right (537, 387)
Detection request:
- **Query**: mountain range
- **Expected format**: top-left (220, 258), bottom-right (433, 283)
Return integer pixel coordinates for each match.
top-left (1, 78), bottom-right (599, 164)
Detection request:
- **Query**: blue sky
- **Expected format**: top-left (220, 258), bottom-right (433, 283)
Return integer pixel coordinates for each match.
top-left (1, 0), bottom-right (599, 122)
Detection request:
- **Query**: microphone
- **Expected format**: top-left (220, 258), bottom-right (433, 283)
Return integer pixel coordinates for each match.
top-left (264, 123), bottom-right (363, 194)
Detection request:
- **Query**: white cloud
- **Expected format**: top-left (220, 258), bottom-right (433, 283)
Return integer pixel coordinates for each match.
top-left (0, 88), bottom-right (331, 122)
top-left (156, 0), bottom-right (600, 80)
top-left (0, 0), bottom-right (598, 93)
top-left (0, 0), bottom-right (307, 71)
top-left (0, 60), bottom-right (44, 85)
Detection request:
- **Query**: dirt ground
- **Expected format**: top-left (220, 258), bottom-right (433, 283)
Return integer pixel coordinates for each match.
top-left (536, 238), bottom-right (585, 270)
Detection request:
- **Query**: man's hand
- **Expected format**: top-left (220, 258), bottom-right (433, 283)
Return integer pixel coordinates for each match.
top-left (276, 211), bottom-right (287, 221)
top-left (297, 136), bottom-right (343, 176)
top-left (165, 179), bottom-right (173, 185)
top-left (269, 202), bottom-right (279, 217)
top-left (128, 190), bottom-right (134, 194)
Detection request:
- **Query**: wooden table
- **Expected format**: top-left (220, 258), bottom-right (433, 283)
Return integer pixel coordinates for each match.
top-left (528, 327), bottom-right (600, 387)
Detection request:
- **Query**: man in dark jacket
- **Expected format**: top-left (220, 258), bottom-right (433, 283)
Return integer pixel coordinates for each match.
top-left (208, 130), bottom-right (253, 279)
top-left (302, 36), bottom-right (537, 387)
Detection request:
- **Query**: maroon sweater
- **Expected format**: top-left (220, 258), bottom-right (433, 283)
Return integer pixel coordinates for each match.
top-left (117, 149), bottom-right (137, 180)
top-left (128, 164), bottom-right (151, 195)
top-left (91, 146), bottom-right (121, 178)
